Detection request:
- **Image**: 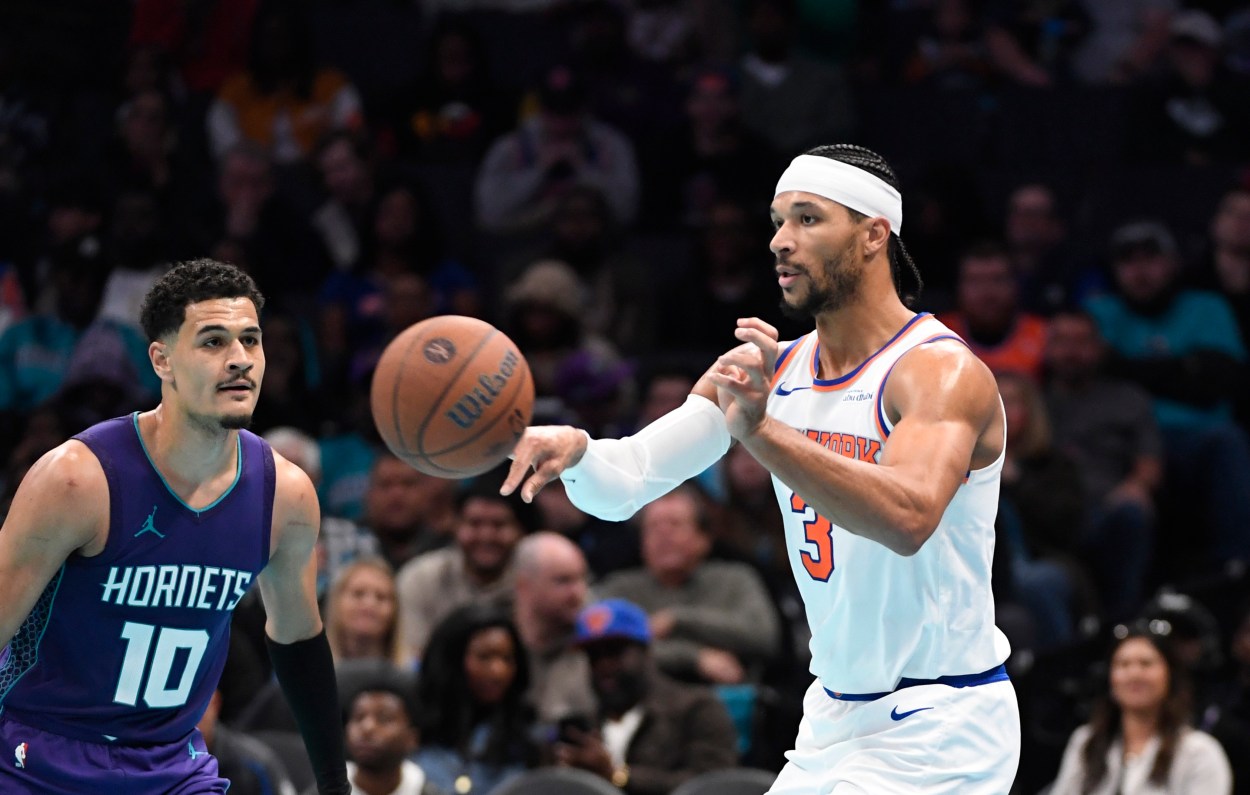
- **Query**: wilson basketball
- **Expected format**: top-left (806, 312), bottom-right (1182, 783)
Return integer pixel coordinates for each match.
top-left (371, 315), bottom-right (534, 478)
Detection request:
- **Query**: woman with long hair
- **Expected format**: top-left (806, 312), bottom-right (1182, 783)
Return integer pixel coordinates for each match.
top-left (324, 557), bottom-right (405, 667)
top-left (413, 604), bottom-right (539, 794)
top-left (1050, 624), bottom-right (1232, 794)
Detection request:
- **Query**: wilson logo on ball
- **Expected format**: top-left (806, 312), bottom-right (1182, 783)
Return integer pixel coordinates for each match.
top-left (423, 338), bottom-right (456, 364)
top-left (446, 349), bottom-right (520, 429)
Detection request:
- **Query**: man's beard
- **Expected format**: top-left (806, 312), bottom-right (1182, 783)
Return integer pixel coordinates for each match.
top-left (779, 242), bottom-right (862, 320)
top-left (219, 413), bottom-right (253, 430)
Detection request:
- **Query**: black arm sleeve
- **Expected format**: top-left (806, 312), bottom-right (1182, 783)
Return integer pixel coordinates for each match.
top-left (265, 630), bottom-right (350, 795)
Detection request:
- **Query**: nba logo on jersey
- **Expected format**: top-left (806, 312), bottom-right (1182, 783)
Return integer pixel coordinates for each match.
top-left (13, 742), bottom-right (27, 769)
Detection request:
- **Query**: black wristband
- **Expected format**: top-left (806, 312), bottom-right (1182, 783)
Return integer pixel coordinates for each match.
top-left (266, 629), bottom-right (350, 795)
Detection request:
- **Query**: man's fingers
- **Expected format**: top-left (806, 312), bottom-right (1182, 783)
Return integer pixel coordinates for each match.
top-left (738, 316), bottom-right (779, 341)
top-left (520, 459), bottom-right (562, 503)
top-left (500, 452), bottom-right (533, 496)
top-left (733, 327), bottom-right (779, 373)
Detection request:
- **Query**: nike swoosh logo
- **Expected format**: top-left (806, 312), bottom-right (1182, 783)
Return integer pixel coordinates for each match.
top-left (890, 706), bottom-right (934, 721)
top-left (775, 382), bottom-right (812, 396)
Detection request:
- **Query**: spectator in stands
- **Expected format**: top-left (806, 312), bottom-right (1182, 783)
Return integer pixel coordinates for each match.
top-left (1087, 220), bottom-right (1250, 569)
top-left (324, 557), bottom-right (405, 668)
top-left (554, 598), bottom-right (738, 794)
top-left (738, 0), bottom-right (855, 155)
top-left (1044, 310), bottom-right (1161, 622)
top-left (474, 64), bottom-right (639, 234)
top-left (343, 676), bottom-right (447, 795)
top-left (198, 689), bottom-right (296, 795)
top-left (940, 242), bottom-right (1049, 380)
top-left (646, 65), bottom-right (775, 230)
top-left (531, 477), bottom-right (640, 581)
top-left (502, 185), bottom-right (654, 356)
top-left (393, 17), bottom-right (516, 165)
top-left (1129, 10), bottom-right (1250, 165)
top-left (659, 196), bottom-right (802, 357)
top-left (998, 371), bottom-right (1087, 648)
top-left (1049, 624), bottom-right (1232, 794)
top-left (396, 468), bottom-right (535, 665)
top-left (1003, 182), bottom-right (1101, 315)
top-left (361, 452), bottom-right (456, 574)
top-left (500, 259), bottom-right (625, 399)
top-left (414, 605), bottom-right (539, 794)
top-left (310, 131), bottom-right (377, 274)
top-left (207, 2), bottom-right (363, 165)
top-left (0, 244), bottom-right (106, 413)
top-left (247, 313), bottom-right (322, 435)
top-left (902, 0), bottom-right (994, 91)
top-left (196, 143), bottom-right (324, 310)
top-left (512, 532), bottom-right (596, 725)
top-left (597, 483), bottom-right (780, 685)
top-left (129, 0), bottom-right (258, 96)
top-left (1192, 187), bottom-right (1250, 423)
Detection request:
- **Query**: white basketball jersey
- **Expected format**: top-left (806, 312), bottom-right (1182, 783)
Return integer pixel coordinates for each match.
top-left (767, 312), bottom-right (1010, 695)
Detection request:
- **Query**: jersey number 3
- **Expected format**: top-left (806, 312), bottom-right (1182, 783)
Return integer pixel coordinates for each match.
top-left (113, 621), bottom-right (210, 708)
top-left (790, 492), bottom-right (835, 580)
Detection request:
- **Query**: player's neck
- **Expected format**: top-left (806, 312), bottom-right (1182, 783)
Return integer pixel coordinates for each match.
top-left (138, 405), bottom-right (240, 488)
top-left (812, 292), bottom-right (915, 380)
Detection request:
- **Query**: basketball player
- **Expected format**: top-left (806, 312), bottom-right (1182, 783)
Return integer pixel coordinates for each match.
top-left (503, 144), bottom-right (1020, 793)
top-left (0, 260), bottom-right (349, 794)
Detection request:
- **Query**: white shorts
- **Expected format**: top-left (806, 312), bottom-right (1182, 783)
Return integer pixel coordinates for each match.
top-left (768, 677), bottom-right (1020, 794)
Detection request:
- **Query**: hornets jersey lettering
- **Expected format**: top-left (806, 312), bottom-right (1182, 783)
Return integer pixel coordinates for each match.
top-left (0, 414), bottom-right (275, 743)
top-left (768, 313), bottom-right (1010, 695)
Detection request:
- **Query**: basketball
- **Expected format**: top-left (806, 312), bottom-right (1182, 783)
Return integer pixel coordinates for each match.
top-left (370, 315), bottom-right (534, 478)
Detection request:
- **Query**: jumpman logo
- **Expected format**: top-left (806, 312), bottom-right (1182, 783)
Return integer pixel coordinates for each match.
top-left (187, 741), bottom-right (204, 760)
top-left (135, 506), bottom-right (164, 539)
top-left (14, 742), bottom-right (27, 769)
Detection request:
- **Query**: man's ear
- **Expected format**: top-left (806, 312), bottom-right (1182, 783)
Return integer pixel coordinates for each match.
top-left (863, 217), bottom-right (890, 259)
top-left (150, 339), bottom-right (173, 383)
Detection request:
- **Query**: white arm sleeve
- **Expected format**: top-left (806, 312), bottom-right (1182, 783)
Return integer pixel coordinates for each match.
top-left (559, 394), bottom-right (731, 521)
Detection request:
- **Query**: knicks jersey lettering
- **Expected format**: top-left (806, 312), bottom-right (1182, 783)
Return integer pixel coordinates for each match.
top-left (802, 428), bottom-right (882, 463)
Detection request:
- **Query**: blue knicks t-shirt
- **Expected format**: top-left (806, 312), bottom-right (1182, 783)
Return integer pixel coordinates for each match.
top-left (0, 413), bottom-right (274, 744)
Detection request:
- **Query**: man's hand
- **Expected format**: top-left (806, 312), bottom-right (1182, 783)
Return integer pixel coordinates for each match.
top-left (697, 647), bottom-right (746, 684)
top-left (649, 609), bottom-right (677, 640)
top-left (554, 727), bottom-right (614, 780)
top-left (706, 318), bottom-right (780, 440)
top-left (501, 426), bottom-right (590, 503)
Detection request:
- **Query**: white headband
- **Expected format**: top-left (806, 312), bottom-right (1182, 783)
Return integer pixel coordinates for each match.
top-left (774, 155), bottom-right (903, 235)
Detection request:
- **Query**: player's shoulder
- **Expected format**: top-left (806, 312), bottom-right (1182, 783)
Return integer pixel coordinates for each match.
top-left (25, 438), bottom-right (109, 498)
top-left (6, 439), bottom-right (109, 548)
top-left (268, 448), bottom-right (319, 519)
top-left (885, 337), bottom-right (999, 414)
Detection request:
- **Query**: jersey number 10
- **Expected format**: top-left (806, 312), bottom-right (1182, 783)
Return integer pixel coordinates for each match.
top-left (113, 621), bottom-right (210, 708)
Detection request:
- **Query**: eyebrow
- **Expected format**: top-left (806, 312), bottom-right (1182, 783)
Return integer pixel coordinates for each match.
top-left (770, 200), bottom-right (821, 217)
top-left (196, 324), bottom-right (262, 335)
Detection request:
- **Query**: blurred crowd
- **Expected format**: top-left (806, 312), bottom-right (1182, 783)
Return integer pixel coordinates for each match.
top-left (2, 0), bottom-right (1250, 793)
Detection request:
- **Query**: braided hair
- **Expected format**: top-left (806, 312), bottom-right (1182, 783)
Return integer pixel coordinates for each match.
top-left (803, 144), bottom-right (923, 308)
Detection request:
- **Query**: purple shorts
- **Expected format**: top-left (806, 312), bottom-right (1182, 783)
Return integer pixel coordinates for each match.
top-left (0, 714), bottom-right (229, 794)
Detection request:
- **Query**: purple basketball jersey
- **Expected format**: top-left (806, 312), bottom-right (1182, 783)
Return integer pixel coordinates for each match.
top-left (0, 413), bottom-right (274, 745)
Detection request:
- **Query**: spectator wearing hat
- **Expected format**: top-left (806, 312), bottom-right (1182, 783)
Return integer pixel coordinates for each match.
top-left (1129, 9), bottom-right (1250, 165)
top-left (500, 259), bottom-right (626, 402)
top-left (596, 483), bottom-right (781, 686)
top-left (553, 598), bottom-right (738, 795)
top-left (396, 466), bottom-right (538, 666)
top-left (473, 65), bottom-right (640, 235)
top-left (1086, 220), bottom-right (1250, 570)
